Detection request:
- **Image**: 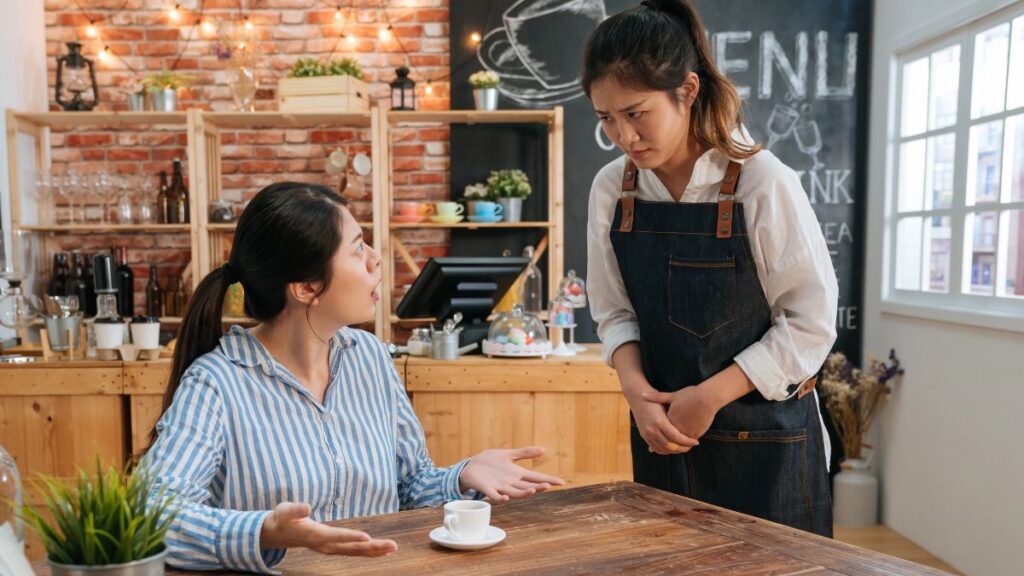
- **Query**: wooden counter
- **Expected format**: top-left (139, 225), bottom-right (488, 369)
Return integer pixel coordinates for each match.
top-left (1, 348), bottom-right (631, 559)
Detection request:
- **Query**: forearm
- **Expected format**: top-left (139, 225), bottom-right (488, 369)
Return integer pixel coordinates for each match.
top-left (698, 363), bottom-right (756, 410)
top-left (611, 342), bottom-right (654, 402)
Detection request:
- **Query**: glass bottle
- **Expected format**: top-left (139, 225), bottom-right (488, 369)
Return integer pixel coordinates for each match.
top-left (169, 158), bottom-right (189, 224)
top-left (116, 247), bottom-right (135, 319)
top-left (46, 252), bottom-right (69, 297)
top-left (64, 252), bottom-right (88, 314)
top-left (156, 171), bottom-right (169, 224)
top-left (145, 264), bottom-right (163, 318)
top-left (521, 245), bottom-right (544, 315)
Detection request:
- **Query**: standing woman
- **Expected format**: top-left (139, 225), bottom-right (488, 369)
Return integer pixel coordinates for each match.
top-left (142, 182), bottom-right (563, 573)
top-left (583, 0), bottom-right (838, 536)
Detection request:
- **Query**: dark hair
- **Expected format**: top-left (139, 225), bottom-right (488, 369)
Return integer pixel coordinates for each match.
top-left (581, 0), bottom-right (760, 159)
top-left (147, 182), bottom-right (349, 450)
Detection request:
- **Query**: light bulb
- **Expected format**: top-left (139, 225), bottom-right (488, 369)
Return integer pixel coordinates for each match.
top-left (201, 19), bottom-right (215, 34)
top-left (425, 83), bottom-right (433, 95)
top-left (244, 17), bottom-right (253, 31)
top-left (345, 34), bottom-right (355, 46)
top-left (335, 8), bottom-right (342, 20)
top-left (469, 31), bottom-right (481, 44)
top-left (169, 3), bottom-right (180, 22)
top-left (86, 22), bottom-right (98, 38)
top-left (379, 26), bottom-right (391, 41)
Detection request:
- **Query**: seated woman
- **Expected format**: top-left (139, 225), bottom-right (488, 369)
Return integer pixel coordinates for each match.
top-left (142, 182), bottom-right (564, 573)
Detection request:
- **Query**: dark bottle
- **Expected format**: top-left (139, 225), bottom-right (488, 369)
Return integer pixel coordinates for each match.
top-left (116, 247), bottom-right (135, 319)
top-left (168, 159), bottom-right (189, 224)
top-left (64, 253), bottom-right (89, 314)
top-left (145, 264), bottom-right (163, 318)
top-left (47, 253), bottom-right (70, 296)
top-left (169, 275), bottom-right (188, 317)
top-left (82, 254), bottom-right (97, 317)
top-left (157, 171), bottom-right (169, 224)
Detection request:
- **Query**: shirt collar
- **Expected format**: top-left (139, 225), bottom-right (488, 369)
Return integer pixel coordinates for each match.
top-left (638, 124), bottom-right (754, 202)
top-left (218, 324), bottom-right (357, 377)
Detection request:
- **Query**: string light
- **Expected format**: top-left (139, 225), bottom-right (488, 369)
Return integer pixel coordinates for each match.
top-left (243, 15), bottom-right (253, 30)
top-left (425, 82), bottom-right (433, 95)
top-left (344, 33), bottom-right (355, 46)
top-left (335, 6), bottom-right (343, 20)
top-left (379, 25), bottom-right (392, 41)
top-left (469, 31), bottom-right (481, 44)
top-left (201, 19), bottom-right (215, 34)
top-left (98, 45), bottom-right (112, 64)
top-left (86, 20), bottom-right (98, 38)
top-left (169, 3), bottom-right (180, 22)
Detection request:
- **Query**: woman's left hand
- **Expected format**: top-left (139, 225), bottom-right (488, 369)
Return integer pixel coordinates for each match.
top-left (459, 446), bottom-right (566, 501)
top-left (643, 386), bottom-right (720, 447)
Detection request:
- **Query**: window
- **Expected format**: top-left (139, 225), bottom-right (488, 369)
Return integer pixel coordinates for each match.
top-left (887, 4), bottom-right (1024, 328)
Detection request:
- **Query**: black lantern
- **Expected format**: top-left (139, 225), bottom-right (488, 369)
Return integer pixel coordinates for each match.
top-left (390, 66), bottom-right (416, 111)
top-left (55, 42), bottom-right (99, 111)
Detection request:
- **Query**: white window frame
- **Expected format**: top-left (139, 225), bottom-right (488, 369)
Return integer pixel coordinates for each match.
top-left (882, 1), bottom-right (1024, 334)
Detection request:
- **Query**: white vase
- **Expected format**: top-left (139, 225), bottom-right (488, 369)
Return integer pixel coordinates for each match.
top-left (833, 458), bottom-right (879, 527)
top-left (473, 87), bottom-right (498, 111)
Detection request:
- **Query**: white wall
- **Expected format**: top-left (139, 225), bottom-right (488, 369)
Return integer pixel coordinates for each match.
top-left (0, 0), bottom-right (46, 341)
top-left (865, 1), bottom-right (1024, 575)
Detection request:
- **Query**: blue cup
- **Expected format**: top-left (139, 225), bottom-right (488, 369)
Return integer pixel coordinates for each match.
top-left (474, 201), bottom-right (503, 218)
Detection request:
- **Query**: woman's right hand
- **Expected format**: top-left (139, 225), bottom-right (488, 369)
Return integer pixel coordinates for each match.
top-left (260, 502), bottom-right (398, 557)
top-left (626, 391), bottom-right (700, 456)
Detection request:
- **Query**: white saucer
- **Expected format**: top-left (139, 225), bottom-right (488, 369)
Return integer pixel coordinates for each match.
top-left (429, 526), bottom-right (506, 551)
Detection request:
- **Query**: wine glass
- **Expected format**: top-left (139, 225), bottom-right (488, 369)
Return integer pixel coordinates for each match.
top-left (115, 174), bottom-right (135, 224)
top-left (794, 105), bottom-right (825, 170)
top-left (32, 170), bottom-right (56, 224)
top-left (765, 103), bottom-right (800, 149)
top-left (57, 172), bottom-right (78, 225)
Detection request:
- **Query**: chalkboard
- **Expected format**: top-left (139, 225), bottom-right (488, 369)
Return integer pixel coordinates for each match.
top-left (450, 0), bottom-right (869, 363)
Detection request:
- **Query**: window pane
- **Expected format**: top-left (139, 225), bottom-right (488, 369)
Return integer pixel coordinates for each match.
top-left (902, 57), bottom-right (929, 136)
top-left (967, 120), bottom-right (1003, 205)
top-left (929, 45), bottom-right (960, 129)
top-left (1001, 209), bottom-right (1024, 298)
top-left (896, 217), bottom-right (923, 291)
top-left (964, 211), bottom-right (999, 295)
top-left (972, 23), bottom-right (1010, 118)
top-left (1007, 114), bottom-right (1024, 202)
top-left (1008, 16), bottom-right (1024, 110)
top-left (926, 133), bottom-right (955, 209)
top-left (925, 215), bottom-right (952, 292)
top-left (899, 139), bottom-right (926, 212)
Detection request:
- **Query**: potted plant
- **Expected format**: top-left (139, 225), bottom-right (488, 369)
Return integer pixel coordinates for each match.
top-left (278, 57), bottom-right (368, 113)
top-left (469, 70), bottom-right (500, 111)
top-left (819, 350), bottom-right (903, 528)
top-left (142, 70), bottom-right (192, 112)
top-left (487, 169), bottom-right (531, 222)
top-left (118, 77), bottom-right (146, 112)
top-left (462, 182), bottom-right (489, 214)
top-left (19, 461), bottom-right (176, 576)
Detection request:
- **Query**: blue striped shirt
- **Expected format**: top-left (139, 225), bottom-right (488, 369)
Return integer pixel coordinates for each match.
top-left (141, 325), bottom-right (472, 573)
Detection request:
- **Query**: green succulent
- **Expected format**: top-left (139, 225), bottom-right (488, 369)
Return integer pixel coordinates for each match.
top-left (487, 169), bottom-right (532, 199)
top-left (288, 57), bottom-right (363, 79)
top-left (18, 460), bottom-right (177, 566)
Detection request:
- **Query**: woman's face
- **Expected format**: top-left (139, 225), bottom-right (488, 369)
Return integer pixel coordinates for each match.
top-left (590, 75), bottom-right (695, 170)
top-left (311, 206), bottom-right (382, 328)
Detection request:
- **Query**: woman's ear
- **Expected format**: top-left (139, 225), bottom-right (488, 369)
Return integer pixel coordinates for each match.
top-left (287, 281), bottom-right (322, 307)
top-left (679, 71), bottom-right (701, 106)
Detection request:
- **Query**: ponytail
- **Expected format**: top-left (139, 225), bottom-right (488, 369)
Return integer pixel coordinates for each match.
top-left (581, 0), bottom-right (760, 160)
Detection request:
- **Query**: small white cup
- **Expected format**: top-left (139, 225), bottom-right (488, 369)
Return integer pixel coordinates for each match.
top-left (443, 500), bottom-right (490, 542)
top-left (94, 321), bottom-right (127, 350)
top-left (130, 321), bottom-right (161, 350)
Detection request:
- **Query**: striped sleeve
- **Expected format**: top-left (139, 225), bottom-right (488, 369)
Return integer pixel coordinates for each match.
top-left (142, 366), bottom-right (285, 574)
top-left (385, 347), bottom-right (473, 508)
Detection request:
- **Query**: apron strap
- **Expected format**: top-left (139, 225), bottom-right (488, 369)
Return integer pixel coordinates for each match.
top-left (619, 159), bottom-right (639, 233)
top-left (717, 160), bottom-right (742, 239)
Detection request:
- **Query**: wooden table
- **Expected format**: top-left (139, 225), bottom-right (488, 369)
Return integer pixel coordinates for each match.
top-left (34, 482), bottom-right (949, 575)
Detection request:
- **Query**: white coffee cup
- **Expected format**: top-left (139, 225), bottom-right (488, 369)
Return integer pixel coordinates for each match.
top-left (130, 320), bottom-right (161, 350)
top-left (443, 500), bottom-right (490, 541)
top-left (94, 321), bottom-right (127, 350)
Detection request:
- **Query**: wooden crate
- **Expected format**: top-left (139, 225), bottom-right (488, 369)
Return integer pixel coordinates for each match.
top-left (277, 75), bottom-right (369, 113)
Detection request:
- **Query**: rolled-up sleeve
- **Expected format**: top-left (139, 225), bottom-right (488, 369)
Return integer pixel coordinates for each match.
top-left (734, 161), bottom-right (839, 401)
top-left (587, 158), bottom-right (642, 367)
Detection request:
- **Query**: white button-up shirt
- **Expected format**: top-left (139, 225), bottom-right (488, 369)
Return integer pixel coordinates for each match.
top-left (586, 139), bottom-right (838, 464)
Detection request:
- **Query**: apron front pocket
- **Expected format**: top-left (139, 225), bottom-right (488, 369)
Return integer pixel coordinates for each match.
top-left (667, 255), bottom-right (737, 338)
top-left (686, 428), bottom-right (813, 531)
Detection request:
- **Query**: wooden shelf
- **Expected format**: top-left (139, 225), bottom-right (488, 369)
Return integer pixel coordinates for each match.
top-left (389, 221), bottom-right (554, 230)
top-left (19, 224), bottom-right (192, 233)
top-left (13, 111), bottom-right (187, 127)
top-left (202, 111), bottom-right (372, 129)
top-left (222, 316), bottom-right (258, 325)
top-left (208, 221), bottom-right (372, 232)
top-left (387, 110), bottom-right (556, 125)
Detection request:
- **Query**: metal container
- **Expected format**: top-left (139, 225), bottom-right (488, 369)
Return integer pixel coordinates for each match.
top-left (126, 93), bottom-right (146, 111)
top-left (49, 550), bottom-right (167, 576)
top-left (150, 89), bottom-right (177, 112)
top-left (472, 87), bottom-right (498, 111)
top-left (43, 313), bottom-right (83, 351)
top-left (430, 331), bottom-right (460, 360)
top-left (498, 197), bottom-right (523, 223)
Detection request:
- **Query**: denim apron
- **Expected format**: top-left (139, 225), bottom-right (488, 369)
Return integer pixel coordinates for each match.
top-left (610, 158), bottom-right (832, 536)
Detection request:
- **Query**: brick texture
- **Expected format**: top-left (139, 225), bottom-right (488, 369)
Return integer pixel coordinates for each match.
top-left (44, 0), bottom-right (453, 314)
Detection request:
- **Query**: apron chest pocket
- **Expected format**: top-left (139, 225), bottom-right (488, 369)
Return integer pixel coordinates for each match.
top-left (667, 255), bottom-right (737, 338)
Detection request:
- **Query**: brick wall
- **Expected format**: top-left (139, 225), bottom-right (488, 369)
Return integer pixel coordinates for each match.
top-left (42, 0), bottom-right (452, 315)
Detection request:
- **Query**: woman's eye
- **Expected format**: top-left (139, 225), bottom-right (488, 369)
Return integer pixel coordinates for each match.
top-left (628, 111), bottom-right (644, 119)
top-left (598, 116), bottom-right (611, 123)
